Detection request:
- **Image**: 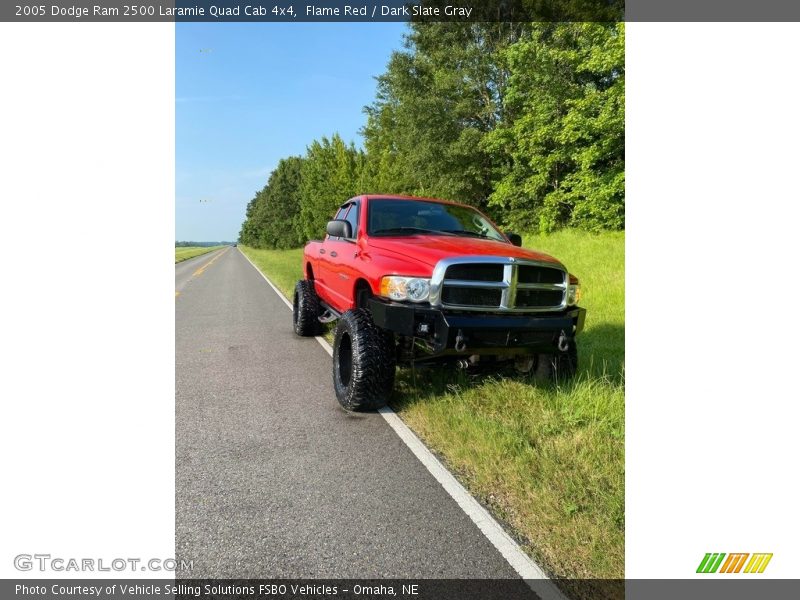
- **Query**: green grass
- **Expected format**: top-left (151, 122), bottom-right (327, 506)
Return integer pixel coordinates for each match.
top-left (240, 247), bottom-right (305, 291)
top-left (175, 245), bottom-right (225, 263)
top-left (241, 230), bottom-right (624, 584)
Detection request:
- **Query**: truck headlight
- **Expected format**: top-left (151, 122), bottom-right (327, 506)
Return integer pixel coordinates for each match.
top-left (567, 283), bottom-right (581, 306)
top-left (380, 276), bottom-right (431, 302)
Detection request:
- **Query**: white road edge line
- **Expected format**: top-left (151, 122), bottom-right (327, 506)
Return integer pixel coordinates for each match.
top-left (237, 249), bottom-right (566, 600)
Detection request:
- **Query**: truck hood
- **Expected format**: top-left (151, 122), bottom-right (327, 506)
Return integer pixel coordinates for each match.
top-left (367, 235), bottom-right (564, 269)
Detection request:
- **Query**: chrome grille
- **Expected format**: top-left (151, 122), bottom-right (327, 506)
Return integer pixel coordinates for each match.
top-left (518, 264), bottom-right (564, 285)
top-left (515, 289), bottom-right (564, 308)
top-left (445, 263), bottom-right (504, 282)
top-left (441, 286), bottom-right (503, 307)
top-left (429, 256), bottom-right (568, 312)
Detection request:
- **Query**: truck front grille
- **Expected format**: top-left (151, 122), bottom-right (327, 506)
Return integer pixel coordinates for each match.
top-left (518, 264), bottom-right (565, 285)
top-left (432, 257), bottom-right (568, 312)
top-left (445, 263), bottom-right (504, 282)
top-left (441, 287), bottom-right (502, 307)
top-left (515, 289), bottom-right (564, 308)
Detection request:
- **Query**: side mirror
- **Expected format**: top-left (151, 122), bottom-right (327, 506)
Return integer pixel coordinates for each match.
top-left (326, 219), bottom-right (352, 239)
top-left (506, 232), bottom-right (522, 247)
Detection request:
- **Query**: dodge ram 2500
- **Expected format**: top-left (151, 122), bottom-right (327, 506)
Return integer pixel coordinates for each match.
top-left (294, 195), bottom-right (586, 411)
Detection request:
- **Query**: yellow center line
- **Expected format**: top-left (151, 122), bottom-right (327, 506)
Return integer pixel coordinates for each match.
top-left (192, 247), bottom-right (229, 277)
top-left (176, 247), bottom-right (231, 300)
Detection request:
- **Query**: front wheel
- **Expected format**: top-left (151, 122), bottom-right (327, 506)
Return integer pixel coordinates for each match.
top-left (332, 309), bottom-right (395, 411)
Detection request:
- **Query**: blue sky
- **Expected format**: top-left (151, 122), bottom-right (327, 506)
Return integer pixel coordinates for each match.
top-left (176, 22), bottom-right (407, 241)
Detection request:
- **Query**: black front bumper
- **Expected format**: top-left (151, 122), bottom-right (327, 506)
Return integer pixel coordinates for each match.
top-left (368, 298), bottom-right (586, 356)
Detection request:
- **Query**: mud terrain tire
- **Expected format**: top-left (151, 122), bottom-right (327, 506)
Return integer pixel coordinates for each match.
top-left (332, 308), bottom-right (395, 411)
top-left (293, 280), bottom-right (323, 337)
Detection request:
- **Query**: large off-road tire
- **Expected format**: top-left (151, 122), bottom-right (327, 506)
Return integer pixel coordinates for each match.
top-left (293, 280), bottom-right (323, 337)
top-left (533, 343), bottom-right (578, 382)
top-left (332, 308), bottom-right (395, 411)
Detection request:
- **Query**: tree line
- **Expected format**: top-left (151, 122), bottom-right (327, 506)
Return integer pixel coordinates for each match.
top-left (176, 241), bottom-right (233, 247)
top-left (239, 22), bottom-right (624, 249)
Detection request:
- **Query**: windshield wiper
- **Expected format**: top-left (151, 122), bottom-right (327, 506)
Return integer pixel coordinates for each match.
top-left (371, 227), bottom-right (455, 237)
top-left (442, 229), bottom-right (492, 239)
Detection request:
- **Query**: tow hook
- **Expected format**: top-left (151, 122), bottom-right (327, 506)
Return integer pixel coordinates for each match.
top-left (454, 330), bottom-right (468, 352)
top-left (557, 330), bottom-right (570, 352)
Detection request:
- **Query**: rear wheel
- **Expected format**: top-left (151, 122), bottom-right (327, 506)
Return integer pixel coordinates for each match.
top-left (332, 309), bottom-right (395, 411)
top-left (293, 280), bottom-right (323, 337)
top-left (534, 343), bottom-right (578, 382)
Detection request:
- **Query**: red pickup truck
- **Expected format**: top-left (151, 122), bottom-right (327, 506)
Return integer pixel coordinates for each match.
top-left (293, 195), bottom-right (586, 411)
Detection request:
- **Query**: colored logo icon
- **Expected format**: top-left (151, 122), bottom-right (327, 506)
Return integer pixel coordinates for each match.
top-left (697, 553), bottom-right (773, 573)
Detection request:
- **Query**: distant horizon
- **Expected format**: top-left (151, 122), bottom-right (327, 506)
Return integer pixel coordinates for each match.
top-left (175, 240), bottom-right (236, 245)
top-left (175, 22), bottom-right (407, 241)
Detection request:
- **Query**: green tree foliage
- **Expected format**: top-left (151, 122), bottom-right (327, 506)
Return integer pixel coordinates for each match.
top-left (297, 134), bottom-right (367, 241)
top-left (239, 22), bottom-right (624, 246)
top-left (486, 23), bottom-right (625, 232)
top-left (362, 22), bottom-right (529, 207)
top-left (239, 156), bottom-right (306, 249)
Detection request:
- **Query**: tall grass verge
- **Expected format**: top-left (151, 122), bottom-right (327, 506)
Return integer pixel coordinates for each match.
top-left (175, 245), bottom-right (225, 263)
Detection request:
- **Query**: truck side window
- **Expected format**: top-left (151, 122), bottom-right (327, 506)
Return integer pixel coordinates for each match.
top-left (343, 203), bottom-right (359, 240)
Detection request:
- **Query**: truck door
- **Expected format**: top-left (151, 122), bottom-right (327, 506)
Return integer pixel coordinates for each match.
top-left (319, 201), bottom-right (361, 311)
top-left (313, 204), bottom-right (348, 306)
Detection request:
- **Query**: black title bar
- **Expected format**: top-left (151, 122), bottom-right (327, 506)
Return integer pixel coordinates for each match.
top-left (3, 1), bottom-right (621, 23)
top-left (7, 0), bottom-right (800, 23)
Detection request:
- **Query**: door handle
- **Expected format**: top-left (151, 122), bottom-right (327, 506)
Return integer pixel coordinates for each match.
top-left (319, 248), bottom-right (325, 254)
top-left (330, 251), bottom-right (338, 258)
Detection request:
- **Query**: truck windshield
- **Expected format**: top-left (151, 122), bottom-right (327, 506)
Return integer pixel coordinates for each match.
top-left (368, 199), bottom-right (506, 242)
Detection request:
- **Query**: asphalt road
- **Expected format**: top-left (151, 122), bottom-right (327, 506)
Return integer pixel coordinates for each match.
top-left (175, 247), bottom-right (523, 579)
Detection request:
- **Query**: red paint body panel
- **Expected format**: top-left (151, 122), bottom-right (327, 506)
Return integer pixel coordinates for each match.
top-left (304, 195), bottom-right (567, 313)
